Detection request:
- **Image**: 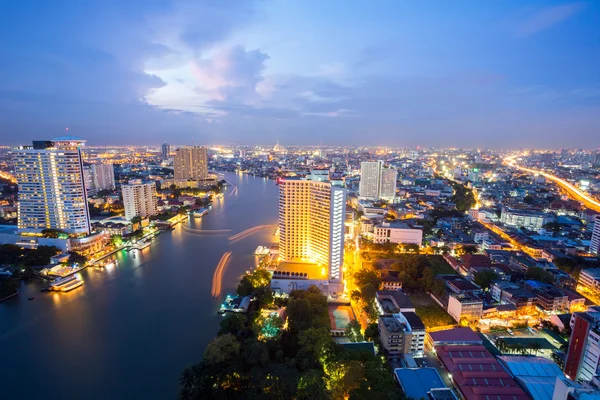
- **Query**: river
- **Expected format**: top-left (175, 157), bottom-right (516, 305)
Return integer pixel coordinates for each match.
top-left (0, 172), bottom-right (279, 400)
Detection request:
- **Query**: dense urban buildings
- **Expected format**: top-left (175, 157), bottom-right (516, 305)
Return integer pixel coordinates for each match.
top-left (174, 146), bottom-right (208, 180)
top-left (13, 137), bottom-right (91, 235)
top-left (359, 161), bottom-right (397, 201)
top-left (122, 179), bottom-right (158, 221)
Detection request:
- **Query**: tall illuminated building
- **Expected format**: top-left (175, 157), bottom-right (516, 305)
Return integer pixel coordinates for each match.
top-left (359, 161), bottom-right (397, 201)
top-left (13, 137), bottom-right (91, 235)
top-left (174, 146), bottom-right (208, 180)
top-left (122, 180), bottom-right (158, 221)
top-left (591, 215), bottom-right (600, 255)
top-left (278, 177), bottom-right (346, 286)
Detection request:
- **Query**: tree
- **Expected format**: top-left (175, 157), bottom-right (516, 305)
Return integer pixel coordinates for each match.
top-left (68, 251), bottom-right (87, 265)
top-left (345, 320), bottom-right (364, 343)
top-left (364, 323), bottom-right (379, 343)
top-left (473, 269), bottom-right (499, 290)
top-left (432, 278), bottom-right (447, 297)
top-left (420, 267), bottom-right (435, 292)
top-left (203, 334), bottom-right (241, 365)
top-left (403, 243), bottom-right (420, 254)
top-left (218, 313), bottom-right (246, 336)
top-left (523, 195), bottom-right (535, 205)
top-left (526, 266), bottom-right (554, 284)
top-left (543, 222), bottom-right (561, 233)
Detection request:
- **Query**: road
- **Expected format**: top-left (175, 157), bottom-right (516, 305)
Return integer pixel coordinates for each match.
top-left (505, 155), bottom-right (600, 212)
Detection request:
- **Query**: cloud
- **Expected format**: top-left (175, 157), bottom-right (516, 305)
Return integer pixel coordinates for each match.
top-left (515, 3), bottom-right (585, 36)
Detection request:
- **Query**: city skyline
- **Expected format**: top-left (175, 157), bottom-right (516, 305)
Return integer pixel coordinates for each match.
top-left (1, 0), bottom-right (599, 148)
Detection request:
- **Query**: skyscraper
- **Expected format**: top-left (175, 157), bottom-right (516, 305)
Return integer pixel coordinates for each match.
top-left (359, 161), bottom-right (383, 199)
top-left (591, 215), bottom-right (600, 255)
top-left (161, 143), bottom-right (170, 160)
top-left (174, 146), bottom-right (208, 180)
top-left (564, 307), bottom-right (600, 382)
top-left (13, 137), bottom-right (91, 235)
top-left (278, 177), bottom-right (346, 285)
top-left (91, 164), bottom-right (115, 191)
top-left (359, 161), bottom-right (397, 201)
top-left (122, 180), bottom-right (158, 221)
top-left (83, 166), bottom-right (96, 197)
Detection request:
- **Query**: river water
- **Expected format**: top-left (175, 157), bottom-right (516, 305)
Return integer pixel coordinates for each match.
top-left (0, 172), bottom-right (279, 400)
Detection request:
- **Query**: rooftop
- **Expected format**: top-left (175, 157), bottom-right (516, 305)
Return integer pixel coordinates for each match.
top-left (428, 328), bottom-right (483, 345)
top-left (393, 368), bottom-right (446, 400)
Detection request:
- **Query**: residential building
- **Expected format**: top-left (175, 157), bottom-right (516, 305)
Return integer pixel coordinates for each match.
top-left (83, 165), bottom-right (96, 196)
top-left (373, 221), bottom-right (423, 245)
top-left (535, 288), bottom-right (570, 314)
top-left (578, 268), bottom-right (600, 295)
top-left (447, 292), bottom-right (483, 323)
top-left (174, 146), bottom-right (208, 180)
top-left (122, 180), bottom-right (158, 221)
top-left (359, 161), bottom-right (397, 201)
top-left (376, 290), bottom-right (415, 314)
top-left (278, 177), bottom-right (346, 291)
top-left (378, 311), bottom-right (426, 358)
top-left (91, 164), bottom-right (115, 191)
top-left (564, 307), bottom-right (600, 383)
top-left (13, 137), bottom-right (91, 235)
top-left (591, 216), bottom-right (600, 255)
top-left (161, 142), bottom-right (170, 160)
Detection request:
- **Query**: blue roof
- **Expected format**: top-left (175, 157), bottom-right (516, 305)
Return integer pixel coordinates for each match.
top-left (394, 368), bottom-right (446, 399)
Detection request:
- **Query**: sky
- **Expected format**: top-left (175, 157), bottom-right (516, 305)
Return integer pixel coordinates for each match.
top-left (0, 0), bottom-right (599, 148)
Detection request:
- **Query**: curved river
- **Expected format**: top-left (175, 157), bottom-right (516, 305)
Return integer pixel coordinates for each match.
top-left (0, 172), bottom-right (279, 400)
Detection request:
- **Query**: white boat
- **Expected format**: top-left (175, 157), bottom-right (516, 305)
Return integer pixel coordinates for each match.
top-left (50, 276), bottom-right (83, 292)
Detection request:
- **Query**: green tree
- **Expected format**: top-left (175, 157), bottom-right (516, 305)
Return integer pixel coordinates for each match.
top-left (526, 266), bottom-right (555, 284)
top-left (68, 251), bottom-right (87, 265)
top-left (218, 313), bottom-right (246, 336)
top-left (203, 334), bottom-right (241, 365)
top-left (473, 269), bottom-right (499, 290)
top-left (345, 320), bottom-right (364, 343)
top-left (364, 323), bottom-right (379, 343)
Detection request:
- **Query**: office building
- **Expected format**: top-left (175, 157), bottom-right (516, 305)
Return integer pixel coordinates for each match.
top-left (500, 208), bottom-right (554, 230)
top-left (13, 137), bottom-right (91, 235)
top-left (174, 146), bottom-right (208, 180)
top-left (122, 180), bottom-right (158, 221)
top-left (359, 161), bottom-right (397, 201)
top-left (278, 177), bottom-right (346, 288)
top-left (91, 164), bottom-right (115, 191)
top-left (564, 307), bottom-right (600, 382)
top-left (373, 221), bottom-right (422, 245)
top-left (591, 216), bottom-right (600, 255)
top-left (161, 142), bottom-right (170, 160)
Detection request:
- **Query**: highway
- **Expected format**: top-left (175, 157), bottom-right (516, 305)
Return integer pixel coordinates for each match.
top-left (505, 155), bottom-right (600, 213)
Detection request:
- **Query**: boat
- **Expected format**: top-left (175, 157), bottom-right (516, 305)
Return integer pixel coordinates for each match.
top-left (49, 276), bottom-right (83, 292)
top-left (28, 297), bottom-right (35, 301)
top-left (192, 208), bottom-right (209, 218)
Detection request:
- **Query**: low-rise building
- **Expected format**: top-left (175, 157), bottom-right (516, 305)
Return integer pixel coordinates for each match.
top-left (376, 290), bottom-right (415, 314)
top-left (373, 221), bottom-right (423, 245)
top-left (378, 311), bottom-right (426, 359)
top-left (578, 268), bottom-right (600, 294)
top-left (447, 292), bottom-right (483, 322)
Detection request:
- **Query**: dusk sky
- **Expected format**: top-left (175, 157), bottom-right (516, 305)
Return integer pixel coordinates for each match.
top-left (1, 0), bottom-right (599, 148)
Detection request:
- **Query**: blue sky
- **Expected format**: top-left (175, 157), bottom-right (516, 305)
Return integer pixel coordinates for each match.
top-left (0, 0), bottom-right (599, 148)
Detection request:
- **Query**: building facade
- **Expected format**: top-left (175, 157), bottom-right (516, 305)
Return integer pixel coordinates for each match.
top-left (591, 215), bottom-right (600, 255)
top-left (565, 308), bottom-right (600, 383)
top-left (161, 142), bottom-right (170, 160)
top-left (380, 166), bottom-right (398, 201)
top-left (91, 164), bottom-right (115, 191)
top-left (13, 137), bottom-right (91, 235)
top-left (278, 177), bottom-right (346, 287)
top-left (122, 180), bottom-right (158, 221)
top-left (373, 221), bottom-right (423, 245)
top-left (500, 208), bottom-right (554, 230)
top-left (174, 146), bottom-right (208, 180)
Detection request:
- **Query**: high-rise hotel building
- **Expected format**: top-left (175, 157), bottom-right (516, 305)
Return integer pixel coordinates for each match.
top-left (359, 161), bottom-right (397, 202)
top-left (278, 177), bottom-right (346, 285)
top-left (174, 146), bottom-right (208, 180)
top-left (13, 137), bottom-right (91, 235)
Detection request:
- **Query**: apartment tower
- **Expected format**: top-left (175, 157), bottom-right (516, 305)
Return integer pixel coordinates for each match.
top-left (122, 180), bottom-right (158, 221)
top-left (174, 146), bottom-right (208, 180)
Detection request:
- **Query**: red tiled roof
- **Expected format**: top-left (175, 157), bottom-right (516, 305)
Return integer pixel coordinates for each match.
top-left (435, 345), bottom-right (530, 400)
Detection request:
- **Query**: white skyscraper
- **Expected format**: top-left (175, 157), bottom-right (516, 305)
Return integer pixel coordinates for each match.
top-left (13, 137), bottom-right (91, 235)
top-left (83, 166), bottom-right (96, 197)
top-left (591, 215), bottom-right (600, 255)
top-left (122, 180), bottom-right (158, 221)
top-left (359, 161), bottom-right (383, 199)
top-left (279, 177), bottom-right (346, 285)
top-left (359, 161), bottom-right (397, 201)
top-left (91, 164), bottom-right (115, 191)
